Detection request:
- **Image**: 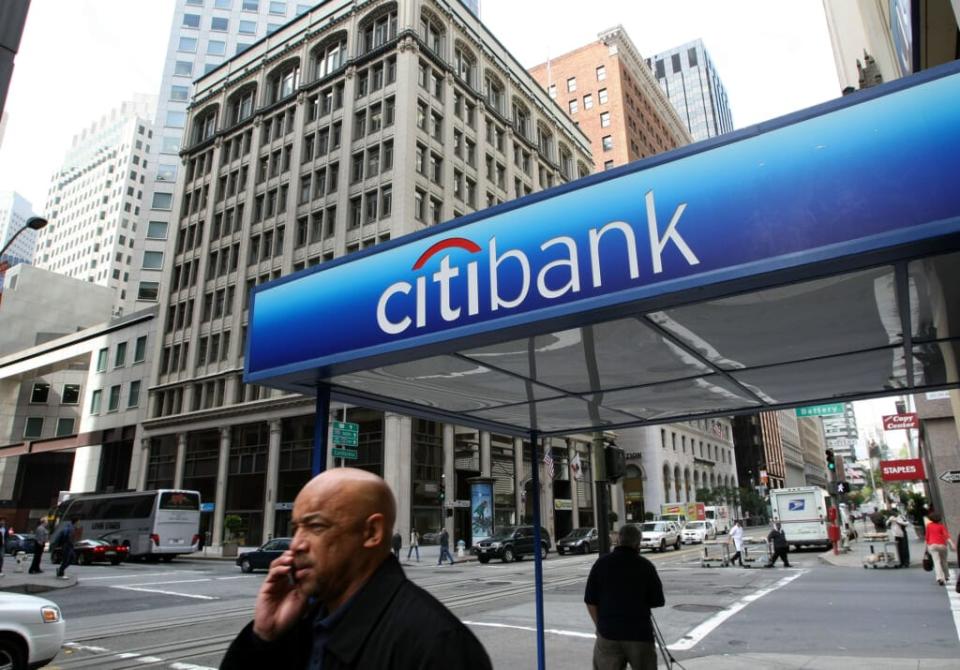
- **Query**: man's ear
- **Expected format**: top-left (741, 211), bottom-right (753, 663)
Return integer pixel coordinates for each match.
top-left (363, 513), bottom-right (387, 548)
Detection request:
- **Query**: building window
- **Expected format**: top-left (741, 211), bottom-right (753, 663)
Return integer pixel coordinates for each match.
top-left (603, 160), bottom-right (614, 170)
top-left (147, 221), bottom-right (168, 239)
top-left (566, 76), bottom-right (576, 92)
top-left (108, 385), bottom-right (122, 412)
top-left (548, 84), bottom-right (556, 99)
top-left (269, 63), bottom-right (300, 103)
top-left (90, 389), bottom-right (102, 414)
top-left (138, 282), bottom-right (160, 301)
top-left (96, 348), bottom-right (108, 372)
top-left (182, 14), bottom-right (201, 29)
top-left (270, 0), bottom-right (286, 14)
top-left (30, 383), bottom-right (50, 404)
top-left (114, 342), bottom-right (127, 368)
top-left (165, 111), bottom-right (186, 128)
top-left (152, 193), bottom-right (173, 210)
top-left (601, 135), bottom-right (613, 151)
top-left (143, 251), bottom-right (164, 270)
top-left (174, 61), bottom-right (193, 77)
top-left (568, 99), bottom-right (578, 114)
top-left (128, 380), bottom-right (141, 408)
top-left (360, 9), bottom-right (397, 54)
top-left (600, 111), bottom-right (610, 128)
top-left (211, 16), bottom-right (229, 31)
top-left (134, 336), bottom-right (148, 363)
top-left (23, 417), bottom-right (43, 439)
top-left (313, 39), bottom-right (346, 80)
top-left (598, 88), bottom-right (608, 105)
top-left (178, 36), bottom-right (198, 53)
top-left (62, 384), bottom-right (81, 405)
top-left (56, 418), bottom-right (75, 438)
top-left (583, 94), bottom-right (593, 110)
top-left (170, 85), bottom-right (189, 101)
top-left (207, 40), bottom-right (226, 56)
top-left (239, 19), bottom-right (256, 34)
top-left (243, 0), bottom-right (259, 9)
top-left (484, 74), bottom-right (504, 114)
top-left (596, 65), bottom-right (606, 81)
top-left (454, 45), bottom-right (475, 87)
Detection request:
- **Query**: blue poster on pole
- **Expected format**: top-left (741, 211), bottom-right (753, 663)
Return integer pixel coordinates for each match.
top-left (470, 481), bottom-right (494, 544)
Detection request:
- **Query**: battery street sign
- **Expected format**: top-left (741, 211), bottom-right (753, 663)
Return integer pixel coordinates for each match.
top-left (796, 403), bottom-right (845, 417)
top-left (939, 470), bottom-right (960, 484)
top-left (880, 459), bottom-right (926, 481)
top-left (331, 420), bottom-right (359, 446)
top-left (332, 447), bottom-right (358, 460)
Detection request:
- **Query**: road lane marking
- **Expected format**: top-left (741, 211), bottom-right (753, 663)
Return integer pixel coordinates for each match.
top-left (136, 656), bottom-right (164, 663)
top-left (668, 569), bottom-right (806, 651)
top-left (110, 585), bottom-right (218, 600)
top-left (77, 571), bottom-right (196, 581)
top-left (463, 620), bottom-right (595, 639)
top-left (124, 578), bottom-right (213, 587)
top-left (63, 642), bottom-right (110, 652)
top-left (170, 664), bottom-right (217, 670)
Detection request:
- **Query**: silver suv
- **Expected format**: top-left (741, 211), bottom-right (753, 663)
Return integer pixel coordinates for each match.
top-left (638, 521), bottom-right (681, 552)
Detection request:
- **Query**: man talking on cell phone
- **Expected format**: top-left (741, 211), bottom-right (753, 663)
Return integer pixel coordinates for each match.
top-left (220, 468), bottom-right (491, 670)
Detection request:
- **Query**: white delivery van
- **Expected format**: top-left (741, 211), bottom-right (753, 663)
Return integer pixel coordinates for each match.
top-left (768, 487), bottom-right (832, 550)
top-left (704, 505), bottom-right (732, 534)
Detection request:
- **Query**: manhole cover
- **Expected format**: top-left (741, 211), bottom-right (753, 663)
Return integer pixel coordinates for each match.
top-left (673, 603), bottom-right (725, 613)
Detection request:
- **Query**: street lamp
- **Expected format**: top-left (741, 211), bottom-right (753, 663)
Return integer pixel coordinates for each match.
top-left (0, 216), bottom-right (47, 259)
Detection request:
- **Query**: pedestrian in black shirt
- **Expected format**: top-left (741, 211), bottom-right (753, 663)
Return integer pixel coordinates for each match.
top-left (584, 524), bottom-right (665, 670)
top-left (766, 522), bottom-right (791, 567)
top-left (220, 468), bottom-right (491, 670)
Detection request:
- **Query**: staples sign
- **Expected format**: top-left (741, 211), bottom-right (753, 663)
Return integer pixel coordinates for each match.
top-left (880, 459), bottom-right (926, 482)
top-left (882, 413), bottom-right (919, 430)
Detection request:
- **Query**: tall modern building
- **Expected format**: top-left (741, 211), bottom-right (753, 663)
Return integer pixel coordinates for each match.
top-left (142, 0), bottom-right (594, 549)
top-left (647, 39), bottom-right (734, 142)
top-left (0, 190), bottom-right (36, 269)
top-left (821, 401), bottom-right (858, 464)
top-left (528, 26), bottom-right (691, 173)
top-left (797, 416), bottom-right (829, 488)
top-left (34, 97), bottom-right (158, 317)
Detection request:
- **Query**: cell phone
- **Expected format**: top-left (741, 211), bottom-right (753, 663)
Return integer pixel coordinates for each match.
top-left (287, 566), bottom-right (297, 587)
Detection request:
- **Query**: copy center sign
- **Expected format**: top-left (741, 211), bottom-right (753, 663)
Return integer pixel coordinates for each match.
top-left (880, 459), bottom-right (926, 482)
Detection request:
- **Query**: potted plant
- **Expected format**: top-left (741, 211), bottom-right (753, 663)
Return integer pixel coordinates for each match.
top-left (222, 514), bottom-right (244, 557)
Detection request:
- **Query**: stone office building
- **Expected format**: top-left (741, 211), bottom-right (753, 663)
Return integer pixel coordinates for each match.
top-left (142, 0), bottom-right (596, 549)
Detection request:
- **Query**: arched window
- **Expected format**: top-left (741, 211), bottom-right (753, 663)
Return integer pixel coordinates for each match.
top-left (192, 105), bottom-right (218, 145)
top-left (484, 71), bottom-right (504, 114)
top-left (674, 465), bottom-right (682, 501)
top-left (312, 33), bottom-right (347, 81)
top-left (558, 144), bottom-right (573, 180)
top-left (419, 9), bottom-right (444, 56)
top-left (359, 4), bottom-right (397, 55)
top-left (454, 42), bottom-right (476, 88)
top-left (578, 161), bottom-right (591, 179)
top-left (512, 99), bottom-right (530, 139)
top-left (536, 124), bottom-right (554, 162)
top-left (662, 463), bottom-right (672, 503)
top-left (267, 59), bottom-right (300, 105)
top-left (227, 85), bottom-right (256, 126)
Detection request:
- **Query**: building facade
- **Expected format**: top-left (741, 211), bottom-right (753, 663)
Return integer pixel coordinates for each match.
top-left (34, 97), bottom-right (160, 317)
top-left (0, 191), bottom-right (36, 271)
top-left (528, 26), bottom-right (691, 173)
top-left (143, 0), bottom-right (594, 549)
top-left (647, 39), bottom-right (734, 142)
top-left (822, 401), bottom-right (858, 464)
top-left (797, 415), bottom-right (829, 488)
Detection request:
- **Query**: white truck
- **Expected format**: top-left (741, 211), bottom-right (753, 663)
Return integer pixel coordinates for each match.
top-left (768, 486), bottom-right (832, 550)
top-left (704, 505), bottom-right (733, 534)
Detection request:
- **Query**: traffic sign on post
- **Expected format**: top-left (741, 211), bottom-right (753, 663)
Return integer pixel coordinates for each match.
top-left (331, 420), bottom-right (359, 447)
top-left (332, 447), bottom-right (358, 460)
top-left (796, 403), bottom-right (845, 417)
top-left (939, 470), bottom-right (960, 484)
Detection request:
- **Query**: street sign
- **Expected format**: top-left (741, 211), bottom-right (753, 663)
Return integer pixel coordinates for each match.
top-left (796, 403), bottom-right (845, 417)
top-left (939, 470), bottom-right (960, 484)
top-left (445, 499), bottom-right (471, 508)
top-left (331, 420), bottom-right (359, 447)
top-left (332, 447), bottom-right (358, 460)
top-left (828, 437), bottom-right (858, 448)
top-left (880, 459), bottom-right (926, 481)
top-left (882, 413), bottom-right (919, 430)
top-left (200, 502), bottom-right (215, 512)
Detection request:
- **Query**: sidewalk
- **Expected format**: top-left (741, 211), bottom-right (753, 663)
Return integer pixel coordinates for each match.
top-left (188, 542), bottom-right (479, 565)
top-left (679, 652), bottom-right (957, 668)
top-left (0, 568), bottom-right (77, 594)
top-left (818, 531), bottom-right (944, 570)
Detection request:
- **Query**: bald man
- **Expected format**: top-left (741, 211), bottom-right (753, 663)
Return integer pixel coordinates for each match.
top-left (220, 468), bottom-right (491, 670)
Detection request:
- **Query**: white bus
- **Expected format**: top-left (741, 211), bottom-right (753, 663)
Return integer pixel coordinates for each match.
top-left (54, 489), bottom-right (201, 560)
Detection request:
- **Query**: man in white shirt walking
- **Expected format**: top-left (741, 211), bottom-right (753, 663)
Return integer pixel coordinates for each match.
top-left (729, 520), bottom-right (745, 567)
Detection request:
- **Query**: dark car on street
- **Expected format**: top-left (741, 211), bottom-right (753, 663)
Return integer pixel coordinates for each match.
top-left (4, 533), bottom-right (38, 555)
top-left (556, 527), bottom-right (599, 555)
top-left (52, 539), bottom-right (129, 565)
top-left (475, 525), bottom-right (551, 563)
top-left (237, 538), bottom-right (291, 573)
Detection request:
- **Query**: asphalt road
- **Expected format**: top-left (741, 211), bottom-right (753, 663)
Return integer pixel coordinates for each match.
top-left (40, 537), bottom-right (960, 669)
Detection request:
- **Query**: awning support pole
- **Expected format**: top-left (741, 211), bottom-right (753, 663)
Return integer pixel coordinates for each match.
top-left (312, 385), bottom-right (331, 475)
top-left (530, 430), bottom-right (546, 670)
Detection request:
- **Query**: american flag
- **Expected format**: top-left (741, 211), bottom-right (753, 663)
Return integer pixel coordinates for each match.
top-left (543, 449), bottom-right (554, 477)
top-left (712, 421), bottom-right (724, 439)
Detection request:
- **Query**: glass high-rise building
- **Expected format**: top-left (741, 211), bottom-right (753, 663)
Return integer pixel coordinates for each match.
top-left (647, 39), bottom-right (733, 142)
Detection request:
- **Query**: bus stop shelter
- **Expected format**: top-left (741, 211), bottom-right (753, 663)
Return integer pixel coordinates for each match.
top-left (245, 61), bottom-right (960, 668)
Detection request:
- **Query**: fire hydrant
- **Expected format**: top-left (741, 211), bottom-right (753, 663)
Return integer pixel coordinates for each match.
top-left (14, 551), bottom-right (27, 573)
top-left (456, 540), bottom-right (465, 558)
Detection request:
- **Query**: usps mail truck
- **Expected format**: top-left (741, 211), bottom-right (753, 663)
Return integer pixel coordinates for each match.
top-left (768, 487), bottom-right (832, 550)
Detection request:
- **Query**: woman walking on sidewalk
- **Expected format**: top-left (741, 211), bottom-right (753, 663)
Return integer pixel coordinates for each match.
top-left (924, 512), bottom-right (955, 586)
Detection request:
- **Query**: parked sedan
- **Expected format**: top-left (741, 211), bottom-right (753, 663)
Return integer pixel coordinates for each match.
top-left (681, 521), bottom-right (717, 544)
top-left (638, 521), bottom-right (681, 552)
top-left (4, 533), bottom-right (38, 555)
top-left (0, 592), bottom-right (65, 669)
top-left (237, 538), bottom-right (291, 573)
top-left (61, 539), bottom-right (130, 565)
top-left (557, 527), bottom-right (599, 555)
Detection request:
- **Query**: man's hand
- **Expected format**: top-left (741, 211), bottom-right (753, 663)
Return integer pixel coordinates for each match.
top-left (252, 551), bottom-right (308, 642)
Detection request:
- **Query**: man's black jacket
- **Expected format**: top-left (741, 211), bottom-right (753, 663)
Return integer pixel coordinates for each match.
top-left (220, 555), bottom-right (492, 669)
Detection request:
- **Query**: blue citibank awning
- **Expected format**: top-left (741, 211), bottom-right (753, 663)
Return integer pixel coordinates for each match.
top-left (246, 60), bottom-right (960, 668)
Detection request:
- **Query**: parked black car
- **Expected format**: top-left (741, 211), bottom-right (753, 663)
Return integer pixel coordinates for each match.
top-left (52, 539), bottom-right (129, 565)
top-left (4, 533), bottom-right (38, 555)
top-left (237, 538), bottom-right (291, 573)
top-left (556, 527), bottom-right (599, 555)
top-left (475, 525), bottom-right (551, 563)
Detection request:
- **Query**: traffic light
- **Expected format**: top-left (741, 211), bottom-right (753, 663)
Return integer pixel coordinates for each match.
top-left (604, 444), bottom-right (626, 482)
top-left (438, 474), bottom-right (446, 503)
top-left (825, 449), bottom-right (836, 472)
